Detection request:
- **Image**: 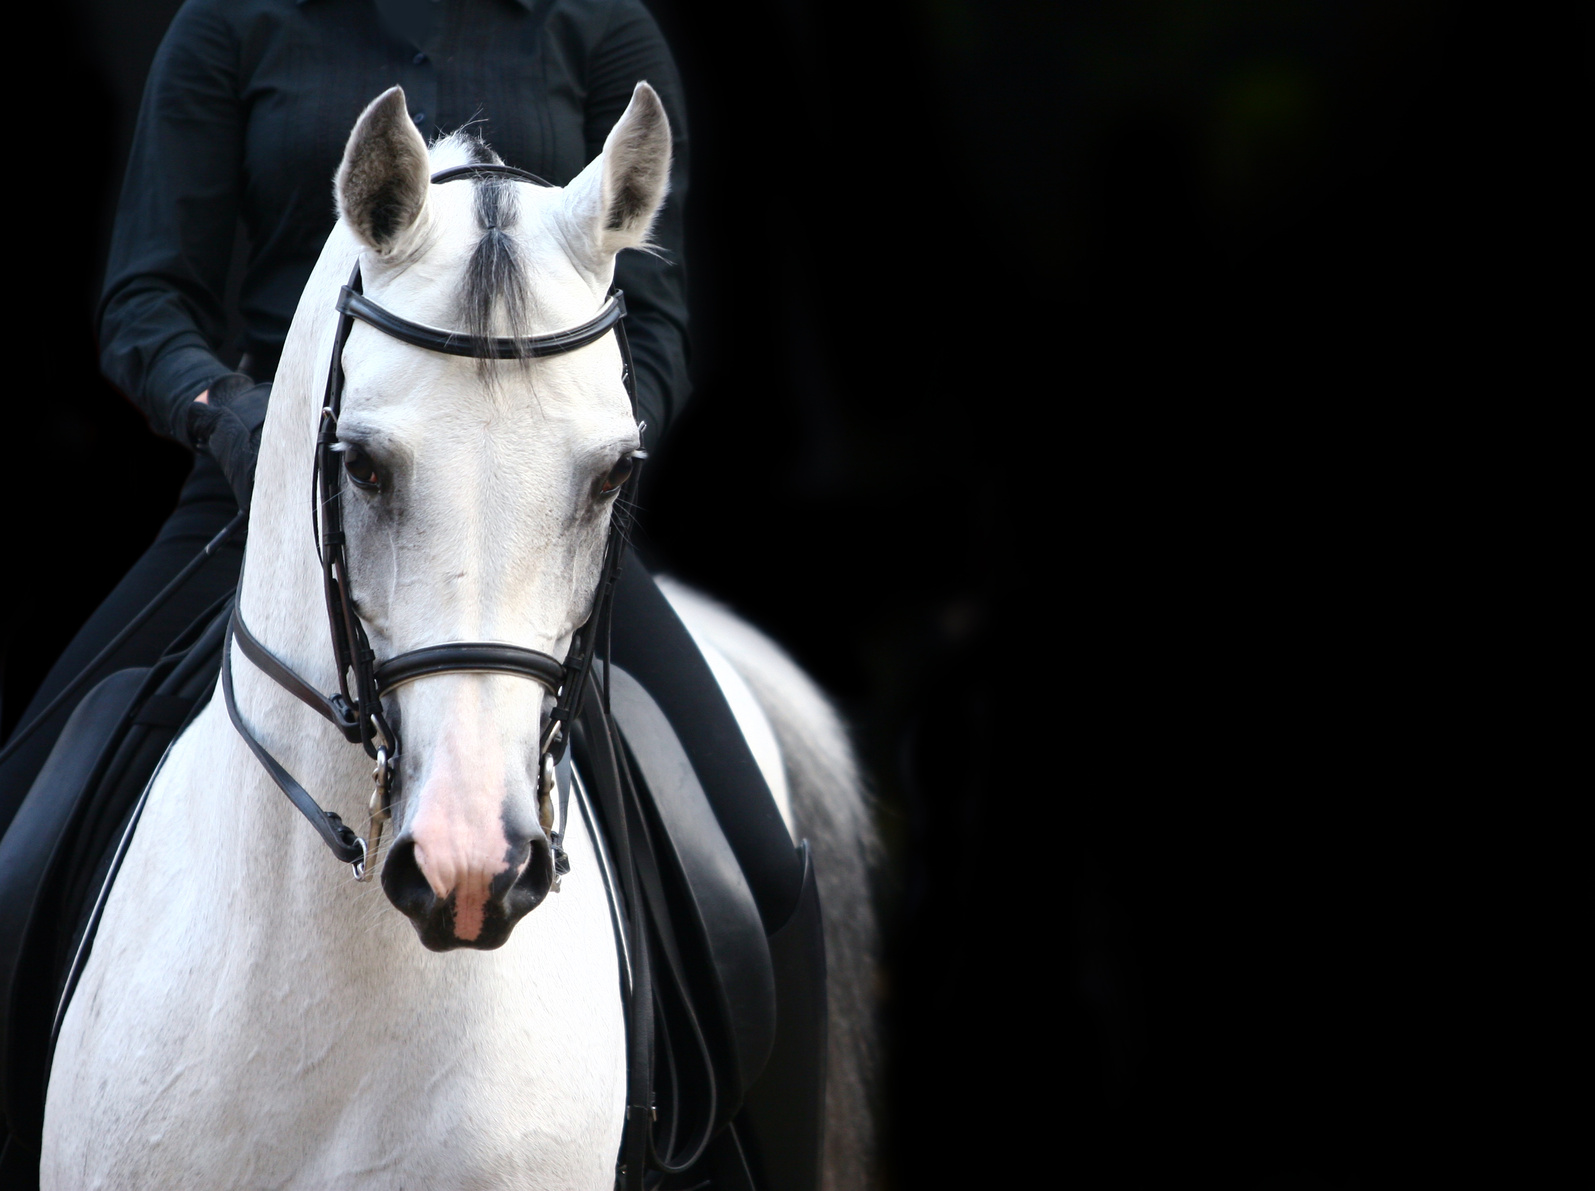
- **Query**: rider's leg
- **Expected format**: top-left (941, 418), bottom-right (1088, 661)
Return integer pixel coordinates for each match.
top-left (607, 552), bottom-right (804, 934)
top-left (0, 456), bottom-right (243, 838)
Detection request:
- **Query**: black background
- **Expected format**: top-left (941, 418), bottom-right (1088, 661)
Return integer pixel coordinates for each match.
top-left (1, 2), bottom-right (1565, 1187)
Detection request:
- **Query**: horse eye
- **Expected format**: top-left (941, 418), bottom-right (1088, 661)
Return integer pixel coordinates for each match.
top-left (599, 455), bottom-right (635, 495)
top-left (342, 444), bottom-right (381, 490)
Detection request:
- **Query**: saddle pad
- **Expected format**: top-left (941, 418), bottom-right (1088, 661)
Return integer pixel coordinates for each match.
top-left (0, 597), bottom-right (232, 1154)
top-left (0, 668), bottom-right (149, 1144)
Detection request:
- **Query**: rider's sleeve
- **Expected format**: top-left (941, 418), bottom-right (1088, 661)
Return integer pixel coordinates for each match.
top-left (96, 0), bottom-right (241, 445)
top-left (585, 0), bottom-right (691, 453)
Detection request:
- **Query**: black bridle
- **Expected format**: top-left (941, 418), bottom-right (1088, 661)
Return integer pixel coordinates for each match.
top-left (220, 162), bottom-right (714, 1187)
top-left (222, 162), bottom-right (637, 878)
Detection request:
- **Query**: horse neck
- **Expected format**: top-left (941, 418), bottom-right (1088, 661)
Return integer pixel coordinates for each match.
top-left (219, 232), bottom-right (375, 878)
top-left (241, 233), bottom-right (358, 635)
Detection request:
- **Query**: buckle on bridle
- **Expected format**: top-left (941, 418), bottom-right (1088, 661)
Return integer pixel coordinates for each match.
top-left (349, 835), bottom-right (369, 882)
top-left (355, 743), bottom-right (395, 882)
top-left (326, 693), bottom-right (362, 742)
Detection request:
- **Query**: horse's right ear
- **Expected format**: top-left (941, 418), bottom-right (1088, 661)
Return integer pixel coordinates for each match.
top-left (337, 87), bottom-right (431, 255)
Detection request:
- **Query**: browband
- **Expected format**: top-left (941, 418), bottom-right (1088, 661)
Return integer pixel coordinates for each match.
top-left (334, 161), bottom-right (621, 359)
top-left (337, 287), bottom-right (627, 360)
top-left (429, 163), bottom-right (552, 187)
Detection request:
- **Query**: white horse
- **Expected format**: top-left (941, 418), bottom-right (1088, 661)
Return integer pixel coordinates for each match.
top-left (42, 84), bottom-right (875, 1189)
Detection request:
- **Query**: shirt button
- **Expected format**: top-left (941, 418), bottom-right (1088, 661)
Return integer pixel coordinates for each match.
top-left (412, 111), bottom-right (426, 125)
top-left (413, 52), bottom-right (427, 65)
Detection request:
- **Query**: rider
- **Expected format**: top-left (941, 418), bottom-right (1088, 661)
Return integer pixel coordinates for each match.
top-left (0, 0), bottom-right (801, 935)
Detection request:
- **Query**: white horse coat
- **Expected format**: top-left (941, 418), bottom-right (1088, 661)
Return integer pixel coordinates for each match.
top-left (42, 83), bottom-right (875, 1191)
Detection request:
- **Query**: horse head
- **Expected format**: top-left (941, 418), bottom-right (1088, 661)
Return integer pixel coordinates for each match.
top-left (325, 84), bottom-right (670, 950)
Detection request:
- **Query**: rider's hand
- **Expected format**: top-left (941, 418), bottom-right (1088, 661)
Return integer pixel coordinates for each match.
top-left (186, 373), bottom-right (271, 511)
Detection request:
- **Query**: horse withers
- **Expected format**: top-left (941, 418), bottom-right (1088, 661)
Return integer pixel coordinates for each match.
top-left (39, 85), bottom-right (875, 1189)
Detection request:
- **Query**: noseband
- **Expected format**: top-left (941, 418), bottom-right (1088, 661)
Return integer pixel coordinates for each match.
top-left (222, 163), bottom-right (639, 880)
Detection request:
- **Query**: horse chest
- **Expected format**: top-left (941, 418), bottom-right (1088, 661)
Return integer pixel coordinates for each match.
top-left (39, 742), bottom-right (627, 1190)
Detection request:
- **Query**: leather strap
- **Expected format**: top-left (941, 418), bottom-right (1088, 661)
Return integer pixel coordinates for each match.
top-left (222, 621), bottom-right (366, 866)
top-left (429, 163), bottom-right (552, 187)
top-left (375, 642), bottom-right (565, 694)
top-left (337, 286), bottom-right (627, 360)
top-left (231, 608), bottom-right (361, 741)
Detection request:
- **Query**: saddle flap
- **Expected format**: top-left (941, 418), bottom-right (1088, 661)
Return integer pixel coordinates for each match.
top-left (594, 665), bottom-right (778, 1114)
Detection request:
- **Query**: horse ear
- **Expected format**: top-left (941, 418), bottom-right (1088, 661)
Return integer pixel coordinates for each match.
top-left (562, 82), bottom-right (672, 264)
top-left (337, 87), bottom-right (431, 255)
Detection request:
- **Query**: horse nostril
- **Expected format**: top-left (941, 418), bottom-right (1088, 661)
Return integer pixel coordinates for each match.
top-left (380, 837), bottom-right (435, 921)
top-left (500, 835), bottom-right (556, 922)
top-left (381, 832), bottom-right (554, 951)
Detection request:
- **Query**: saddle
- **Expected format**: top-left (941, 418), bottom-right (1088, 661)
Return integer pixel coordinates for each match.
top-left (0, 597), bottom-right (824, 1191)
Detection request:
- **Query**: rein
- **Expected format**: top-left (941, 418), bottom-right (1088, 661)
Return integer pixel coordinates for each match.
top-left (220, 162), bottom-right (707, 1188)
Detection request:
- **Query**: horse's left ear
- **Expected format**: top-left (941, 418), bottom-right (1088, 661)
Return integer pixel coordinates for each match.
top-left (562, 82), bottom-right (672, 264)
top-left (337, 87), bottom-right (431, 256)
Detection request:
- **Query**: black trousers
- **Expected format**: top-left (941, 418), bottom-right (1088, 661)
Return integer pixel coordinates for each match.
top-left (0, 455), bottom-right (799, 931)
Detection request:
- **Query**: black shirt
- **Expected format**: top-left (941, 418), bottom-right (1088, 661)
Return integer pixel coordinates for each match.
top-left (99, 0), bottom-right (689, 450)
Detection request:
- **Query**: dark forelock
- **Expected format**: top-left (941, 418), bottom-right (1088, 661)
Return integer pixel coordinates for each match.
top-left (458, 136), bottom-right (530, 374)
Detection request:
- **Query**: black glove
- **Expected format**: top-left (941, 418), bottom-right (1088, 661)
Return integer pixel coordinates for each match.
top-left (187, 372), bottom-right (271, 511)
